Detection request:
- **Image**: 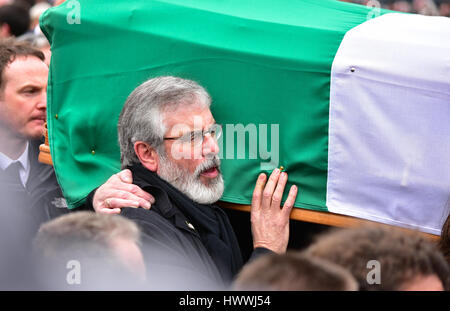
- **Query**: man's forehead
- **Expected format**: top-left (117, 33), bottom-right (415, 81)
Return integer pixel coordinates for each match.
top-left (3, 56), bottom-right (48, 87)
top-left (163, 104), bottom-right (215, 130)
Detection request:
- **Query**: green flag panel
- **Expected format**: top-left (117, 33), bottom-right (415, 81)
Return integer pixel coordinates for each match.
top-left (41, 0), bottom-right (378, 209)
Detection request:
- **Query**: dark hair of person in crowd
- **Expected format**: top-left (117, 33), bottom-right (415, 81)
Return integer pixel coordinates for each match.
top-left (233, 252), bottom-right (358, 291)
top-left (305, 225), bottom-right (450, 291)
top-left (439, 212), bottom-right (450, 266)
top-left (14, 0), bottom-right (37, 11)
top-left (32, 212), bottom-right (146, 290)
top-left (0, 37), bottom-right (44, 89)
top-left (0, 4), bottom-right (31, 37)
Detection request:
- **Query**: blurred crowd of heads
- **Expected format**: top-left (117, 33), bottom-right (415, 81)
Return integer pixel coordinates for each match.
top-left (0, 0), bottom-right (56, 66)
top-left (30, 212), bottom-right (450, 291)
top-left (342, 0), bottom-right (450, 16)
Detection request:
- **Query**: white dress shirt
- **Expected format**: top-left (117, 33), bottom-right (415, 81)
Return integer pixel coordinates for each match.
top-left (0, 142), bottom-right (30, 188)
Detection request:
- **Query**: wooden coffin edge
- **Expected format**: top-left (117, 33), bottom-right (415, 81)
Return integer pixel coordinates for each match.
top-left (38, 123), bottom-right (53, 166)
top-left (217, 201), bottom-right (440, 241)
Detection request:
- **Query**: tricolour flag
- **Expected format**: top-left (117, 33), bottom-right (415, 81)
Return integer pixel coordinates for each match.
top-left (41, 0), bottom-right (450, 235)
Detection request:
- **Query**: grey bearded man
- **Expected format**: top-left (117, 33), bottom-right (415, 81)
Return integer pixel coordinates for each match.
top-left (111, 76), bottom-right (298, 289)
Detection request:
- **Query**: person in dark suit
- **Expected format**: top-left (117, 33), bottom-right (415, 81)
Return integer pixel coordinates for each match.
top-left (0, 37), bottom-right (58, 289)
top-left (0, 38), bottom-right (154, 227)
top-left (110, 76), bottom-right (298, 288)
top-left (0, 38), bottom-right (153, 289)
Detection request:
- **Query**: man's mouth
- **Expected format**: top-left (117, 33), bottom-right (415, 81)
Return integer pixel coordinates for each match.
top-left (31, 115), bottom-right (46, 122)
top-left (200, 166), bottom-right (219, 178)
top-left (30, 119), bottom-right (45, 126)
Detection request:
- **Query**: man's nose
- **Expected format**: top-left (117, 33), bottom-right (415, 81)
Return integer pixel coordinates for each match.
top-left (202, 134), bottom-right (219, 157)
top-left (36, 91), bottom-right (47, 110)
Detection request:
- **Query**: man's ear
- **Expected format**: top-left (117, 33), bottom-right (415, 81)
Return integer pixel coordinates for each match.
top-left (134, 141), bottom-right (159, 172)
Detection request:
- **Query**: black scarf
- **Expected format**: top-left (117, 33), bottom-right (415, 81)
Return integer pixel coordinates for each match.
top-left (129, 164), bottom-right (244, 282)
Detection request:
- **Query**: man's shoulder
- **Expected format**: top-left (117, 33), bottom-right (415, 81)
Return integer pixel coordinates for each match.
top-left (27, 139), bottom-right (56, 184)
top-left (28, 139), bottom-right (43, 150)
top-left (120, 207), bottom-right (165, 224)
top-left (27, 139), bottom-right (44, 164)
top-left (120, 207), bottom-right (176, 235)
top-left (120, 206), bottom-right (201, 248)
top-left (120, 207), bottom-right (199, 260)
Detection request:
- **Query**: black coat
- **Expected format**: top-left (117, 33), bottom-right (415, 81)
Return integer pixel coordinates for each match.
top-left (119, 166), bottom-right (226, 289)
top-left (0, 140), bottom-right (69, 226)
top-left (0, 139), bottom-right (69, 289)
top-left (117, 164), bottom-right (272, 289)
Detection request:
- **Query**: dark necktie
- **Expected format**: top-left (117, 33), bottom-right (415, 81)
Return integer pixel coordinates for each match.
top-left (2, 162), bottom-right (24, 188)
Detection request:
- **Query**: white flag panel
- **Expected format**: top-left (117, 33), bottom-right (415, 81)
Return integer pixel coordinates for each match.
top-left (327, 13), bottom-right (450, 235)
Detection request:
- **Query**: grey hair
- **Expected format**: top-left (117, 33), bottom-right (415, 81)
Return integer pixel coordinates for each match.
top-left (118, 76), bottom-right (211, 168)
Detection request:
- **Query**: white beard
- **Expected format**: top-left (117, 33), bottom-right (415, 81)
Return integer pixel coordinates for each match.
top-left (158, 155), bottom-right (224, 204)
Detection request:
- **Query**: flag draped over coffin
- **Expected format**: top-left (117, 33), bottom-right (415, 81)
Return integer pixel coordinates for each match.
top-left (41, 0), bottom-right (450, 235)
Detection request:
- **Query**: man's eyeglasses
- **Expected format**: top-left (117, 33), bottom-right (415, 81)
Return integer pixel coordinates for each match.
top-left (163, 124), bottom-right (222, 146)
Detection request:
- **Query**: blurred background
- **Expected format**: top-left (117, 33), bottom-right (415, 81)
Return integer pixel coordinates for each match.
top-left (1, 0), bottom-right (449, 45)
top-left (341, 0), bottom-right (450, 16)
